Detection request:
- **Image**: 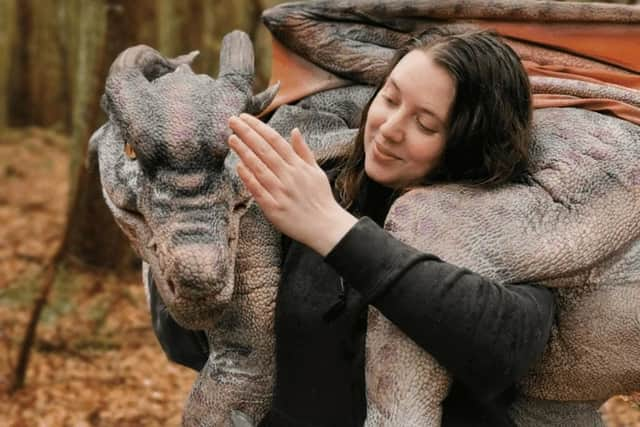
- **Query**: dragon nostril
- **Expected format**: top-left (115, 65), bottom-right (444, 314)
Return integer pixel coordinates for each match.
top-left (167, 279), bottom-right (176, 294)
top-left (232, 202), bottom-right (248, 215)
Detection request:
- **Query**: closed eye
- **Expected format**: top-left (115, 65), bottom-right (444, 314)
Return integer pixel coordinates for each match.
top-left (381, 94), bottom-right (398, 106)
top-left (416, 118), bottom-right (436, 134)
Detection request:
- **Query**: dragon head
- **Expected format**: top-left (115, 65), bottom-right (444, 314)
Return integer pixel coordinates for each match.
top-left (89, 31), bottom-right (278, 329)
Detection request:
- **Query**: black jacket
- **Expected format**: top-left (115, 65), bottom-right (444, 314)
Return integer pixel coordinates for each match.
top-left (149, 175), bottom-right (555, 427)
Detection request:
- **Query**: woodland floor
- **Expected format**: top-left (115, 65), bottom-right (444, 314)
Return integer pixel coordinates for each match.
top-left (0, 129), bottom-right (196, 426)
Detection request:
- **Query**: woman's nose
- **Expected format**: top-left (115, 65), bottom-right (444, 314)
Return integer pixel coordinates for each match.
top-left (379, 112), bottom-right (404, 143)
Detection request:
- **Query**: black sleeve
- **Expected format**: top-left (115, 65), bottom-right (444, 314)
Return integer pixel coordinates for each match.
top-left (148, 271), bottom-right (209, 371)
top-left (324, 217), bottom-right (555, 400)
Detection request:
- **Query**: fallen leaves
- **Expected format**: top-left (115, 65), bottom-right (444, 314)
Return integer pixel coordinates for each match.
top-left (0, 129), bottom-right (195, 426)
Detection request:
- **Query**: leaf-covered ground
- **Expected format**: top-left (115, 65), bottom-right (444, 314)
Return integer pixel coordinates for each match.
top-left (0, 129), bottom-right (195, 426)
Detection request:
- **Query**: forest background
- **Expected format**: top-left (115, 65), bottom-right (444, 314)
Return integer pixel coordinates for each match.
top-left (0, 0), bottom-right (637, 426)
top-left (0, 1), bottom-right (288, 425)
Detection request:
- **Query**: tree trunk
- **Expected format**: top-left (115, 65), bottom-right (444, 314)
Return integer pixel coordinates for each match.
top-left (2, 0), bottom-right (291, 269)
top-left (0, 0), bottom-right (17, 130)
top-left (64, 0), bottom-right (139, 269)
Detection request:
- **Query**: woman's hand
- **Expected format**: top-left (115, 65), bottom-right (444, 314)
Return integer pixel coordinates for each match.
top-left (227, 113), bottom-right (357, 257)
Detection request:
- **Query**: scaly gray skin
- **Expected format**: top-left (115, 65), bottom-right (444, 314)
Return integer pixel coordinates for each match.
top-left (90, 32), bottom-right (281, 426)
top-left (90, 0), bottom-right (640, 425)
top-left (369, 107), bottom-right (640, 427)
top-left (89, 30), bottom-right (372, 426)
top-left (262, 0), bottom-right (640, 86)
top-left (261, 1), bottom-right (640, 426)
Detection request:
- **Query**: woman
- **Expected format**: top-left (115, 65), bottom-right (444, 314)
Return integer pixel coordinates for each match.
top-left (150, 28), bottom-right (555, 426)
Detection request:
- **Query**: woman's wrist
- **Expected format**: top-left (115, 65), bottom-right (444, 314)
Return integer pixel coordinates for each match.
top-left (305, 203), bottom-right (358, 257)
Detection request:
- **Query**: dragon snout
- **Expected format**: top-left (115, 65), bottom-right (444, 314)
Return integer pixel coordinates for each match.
top-left (164, 244), bottom-right (230, 298)
top-left (151, 243), bottom-right (234, 330)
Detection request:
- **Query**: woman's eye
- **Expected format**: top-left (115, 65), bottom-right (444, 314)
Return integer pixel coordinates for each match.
top-left (381, 93), bottom-right (397, 105)
top-left (416, 119), bottom-right (436, 134)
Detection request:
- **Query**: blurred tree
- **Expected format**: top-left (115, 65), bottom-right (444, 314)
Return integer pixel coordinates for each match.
top-left (0, 0), bottom-right (16, 129)
top-left (4, 0), bottom-right (292, 391)
top-left (0, 0), bottom-right (290, 269)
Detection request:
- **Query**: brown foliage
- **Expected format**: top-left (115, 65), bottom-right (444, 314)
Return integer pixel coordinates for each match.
top-left (0, 129), bottom-right (195, 425)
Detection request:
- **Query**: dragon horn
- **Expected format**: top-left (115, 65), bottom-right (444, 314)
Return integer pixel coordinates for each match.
top-left (218, 31), bottom-right (255, 91)
top-left (218, 31), bottom-right (279, 115)
top-left (108, 44), bottom-right (199, 81)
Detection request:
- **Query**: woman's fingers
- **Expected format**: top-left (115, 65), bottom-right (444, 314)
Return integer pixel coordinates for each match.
top-left (237, 113), bottom-right (298, 164)
top-left (228, 114), bottom-right (319, 210)
top-left (236, 161), bottom-right (278, 209)
top-left (229, 135), bottom-right (283, 197)
top-left (229, 116), bottom-right (287, 172)
top-left (291, 128), bottom-right (316, 166)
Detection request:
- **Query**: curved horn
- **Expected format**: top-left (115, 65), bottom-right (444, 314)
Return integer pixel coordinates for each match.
top-left (247, 81), bottom-right (281, 116)
top-left (104, 46), bottom-right (198, 148)
top-left (103, 45), bottom-right (198, 162)
top-left (108, 44), bottom-right (199, 81)
top-left (218, 31), bottom-right (255, 82)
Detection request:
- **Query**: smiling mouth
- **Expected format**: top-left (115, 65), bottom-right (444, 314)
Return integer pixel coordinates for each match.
top-left (374, 142), bottom-right (401, 160)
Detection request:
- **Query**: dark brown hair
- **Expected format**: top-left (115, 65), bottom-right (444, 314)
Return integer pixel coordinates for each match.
top-left (335, 27), bottom-right (532, 209)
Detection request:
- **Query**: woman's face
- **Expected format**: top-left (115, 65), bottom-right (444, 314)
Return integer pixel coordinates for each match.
top-left (364, 50), bottom-right (455, 189)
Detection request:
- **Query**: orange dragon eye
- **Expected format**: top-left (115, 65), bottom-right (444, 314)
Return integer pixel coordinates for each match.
top-left (124, 142), bottom-right (137, 160)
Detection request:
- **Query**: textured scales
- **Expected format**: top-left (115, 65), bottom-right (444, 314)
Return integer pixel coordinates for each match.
top-left (91, 33), bottom-right (283, 426)
top-left (90, 1), bottom-right (640, 426)
top-left (90, 31), bottom-right (371, 426)
top-left (381, 108), bottom-right (640, 426)
top-left (261, 2), bottom-right (640, 425)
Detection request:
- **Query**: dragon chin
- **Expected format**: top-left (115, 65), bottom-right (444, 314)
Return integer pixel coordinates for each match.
top-left (103, 187), bottom-right (238, 329)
